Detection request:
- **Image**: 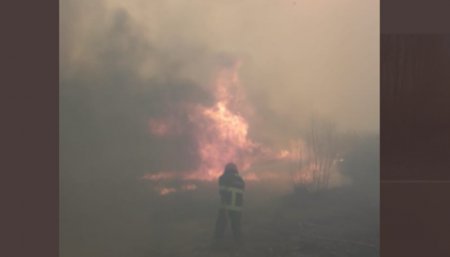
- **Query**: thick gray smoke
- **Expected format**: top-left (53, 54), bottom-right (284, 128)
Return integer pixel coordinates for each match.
top-left (61, 0), bottom-right (379, 132)
top-left (60, 1), bottom-right (379, 256)
top-left (60, 0), bottom-right (378, 178)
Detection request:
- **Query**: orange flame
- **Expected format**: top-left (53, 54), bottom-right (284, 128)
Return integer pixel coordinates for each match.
top-left (143, 58), bottom-right (309, 187)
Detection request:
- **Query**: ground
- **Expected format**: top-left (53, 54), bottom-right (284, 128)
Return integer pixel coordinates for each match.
top-left (61, 182), bottom-right (379, 257)
top-left (140, 184), bottom-right (379, 257)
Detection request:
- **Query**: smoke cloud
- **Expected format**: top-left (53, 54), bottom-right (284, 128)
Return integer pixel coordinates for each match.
top-left (60, 1), bottom-right (378, 255)
top-left (61, 0), bottom-right (378, 170)
top-left (60, 0), bottom-right (378, 193)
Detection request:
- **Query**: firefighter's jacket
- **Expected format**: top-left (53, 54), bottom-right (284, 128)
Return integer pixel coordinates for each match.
top-left (219, 173), bottom-right (245, 211)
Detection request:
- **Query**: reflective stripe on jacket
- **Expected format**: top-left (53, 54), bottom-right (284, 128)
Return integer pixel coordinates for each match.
top-left (219, 174), bottom-right (245, 211)
top-left (220, 186), bottom-right (244, 211)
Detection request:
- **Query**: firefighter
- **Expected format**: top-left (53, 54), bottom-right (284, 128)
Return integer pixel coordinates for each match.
top-left (213, 162), bottom-right (245, 246)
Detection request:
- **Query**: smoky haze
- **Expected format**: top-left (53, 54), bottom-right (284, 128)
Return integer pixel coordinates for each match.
top-left (61, 0), bottom-right (379, 132)
top-left (60, 0), bottom-right (379, 256)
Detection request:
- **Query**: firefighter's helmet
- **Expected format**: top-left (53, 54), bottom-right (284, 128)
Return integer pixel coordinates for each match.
top-left (224, 162), bottom-right (238, 175)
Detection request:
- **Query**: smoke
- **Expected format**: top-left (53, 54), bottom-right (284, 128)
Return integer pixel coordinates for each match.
top-left (60, 1), bottom-right (378, 255)
top-left (61, 0), bottom-right (378, 125)
top-left (60, 0), bottom-right (378, 190)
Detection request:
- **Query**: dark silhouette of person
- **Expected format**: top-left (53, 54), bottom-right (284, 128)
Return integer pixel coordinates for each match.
top-left (213, 162), bottom-right (245, 246)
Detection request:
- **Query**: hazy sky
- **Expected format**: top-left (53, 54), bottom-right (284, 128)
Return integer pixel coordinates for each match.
top-left (61, 0), bottom-right (379, 136)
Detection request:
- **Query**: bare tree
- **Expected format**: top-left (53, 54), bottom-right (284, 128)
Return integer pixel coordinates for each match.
top-left (293, 117), bottom-right (340, 192)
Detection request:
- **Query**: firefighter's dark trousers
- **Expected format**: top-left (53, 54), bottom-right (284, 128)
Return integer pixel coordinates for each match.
top-left (214, 208), bottom-right (242, 242)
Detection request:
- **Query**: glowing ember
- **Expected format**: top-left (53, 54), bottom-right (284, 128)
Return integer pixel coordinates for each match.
top-left (181, 184), bottom-right (198, 191)
top-left (141, 172), bottom-right (178, 181)
top-left (158, 187), bottom-right (176, 196)
top-left (153, 184), bottom-right (198, 196)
